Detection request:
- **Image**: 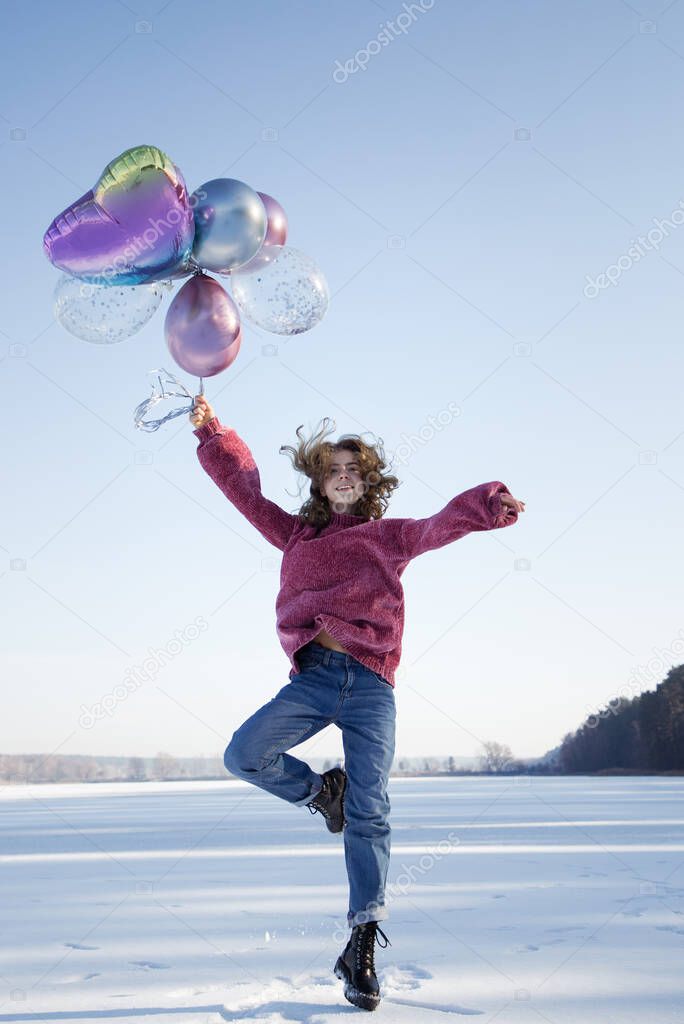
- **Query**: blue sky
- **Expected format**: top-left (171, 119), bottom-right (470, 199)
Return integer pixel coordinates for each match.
top-left (1, 0), bottom-right (683, 763)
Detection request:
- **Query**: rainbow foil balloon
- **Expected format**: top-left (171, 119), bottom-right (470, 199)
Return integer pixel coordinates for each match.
top-left (43, 145), bottom-right (195, 286)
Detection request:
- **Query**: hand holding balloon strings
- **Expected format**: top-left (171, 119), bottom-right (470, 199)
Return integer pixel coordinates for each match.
top-left (189, 394), bottom-right (215, 429)
top-left (133, 368), bottom-right (204, 433)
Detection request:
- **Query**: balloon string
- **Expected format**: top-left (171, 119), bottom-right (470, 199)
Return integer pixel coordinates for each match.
top-left (133, 367), bottom-right (205, 432)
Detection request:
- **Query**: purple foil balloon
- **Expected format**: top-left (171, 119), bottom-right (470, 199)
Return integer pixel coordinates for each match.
top-left (43, 145), bottom-right (195, 286)
top-left (165, 274), bottom-right (242, 378)
top-left (233, 192), bottom-right (289, 275)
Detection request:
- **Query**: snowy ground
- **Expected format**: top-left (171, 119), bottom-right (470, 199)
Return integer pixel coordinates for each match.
top-left (1, 775), bottom-right (683, 1023)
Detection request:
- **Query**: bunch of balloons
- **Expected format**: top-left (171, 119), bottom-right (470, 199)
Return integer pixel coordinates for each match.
top-left (43, 144), bottom-right (330, 426)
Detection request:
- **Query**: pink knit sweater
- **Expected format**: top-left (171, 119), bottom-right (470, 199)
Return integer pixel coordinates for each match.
top-left (193, 417), bottom-right (519, 687)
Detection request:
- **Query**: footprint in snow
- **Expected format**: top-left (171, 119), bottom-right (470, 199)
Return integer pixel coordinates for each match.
top-left (654, 925), bottom-right (684, 936)
top-left (545, 926), bottom-right (587, 934)
top-left (128, 960), bottom-right (171, 970)
top-left (54, 973), bottom-right (100, 985)
top-left (381, 962), bottom-right (433, 993)
top-left (304, 973), bottom-right (336, 987)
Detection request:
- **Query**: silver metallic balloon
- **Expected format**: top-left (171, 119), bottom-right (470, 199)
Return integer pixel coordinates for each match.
top-left (190, 178), bottom-right (267, 274)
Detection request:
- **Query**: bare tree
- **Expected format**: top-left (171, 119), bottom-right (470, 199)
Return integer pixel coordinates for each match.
top-left (479, 741), bottom-right (514, 773)
top-left (72, 758), bottom-right (99, 782)
top-left (153, 751), bottom-right (180, 780)
top-left (128, 757), bottom-right (146, 781)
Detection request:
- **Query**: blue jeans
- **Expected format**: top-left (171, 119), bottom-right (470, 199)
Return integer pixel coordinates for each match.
top-left (223, 641), bottom-right (396, 929)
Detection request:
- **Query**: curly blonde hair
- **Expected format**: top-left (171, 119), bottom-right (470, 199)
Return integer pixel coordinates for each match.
top-left (279, 416), bottom-right (401, 530)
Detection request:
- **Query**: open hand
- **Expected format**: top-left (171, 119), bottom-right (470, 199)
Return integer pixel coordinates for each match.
top-left (189, 394), bottom-right (215, 429)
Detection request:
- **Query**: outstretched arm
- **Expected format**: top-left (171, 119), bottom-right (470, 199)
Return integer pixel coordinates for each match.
top-left (399, 481), bottom-right (523, 560)
top-left (192, 414), bottom-right (298, 552)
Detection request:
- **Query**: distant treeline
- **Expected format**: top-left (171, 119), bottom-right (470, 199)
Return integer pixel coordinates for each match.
top-left (0, 751), bottom-right (521, 785)
top-left (5, 665), bottom-right (683, 785)
top-left (558, 664), bottom-right (684, 772)
top-left (0, 753), bottom-right (226, 785)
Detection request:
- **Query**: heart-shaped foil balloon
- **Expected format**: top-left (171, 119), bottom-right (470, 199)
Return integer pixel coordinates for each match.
top-left (43, 145), bottom-right (195, 286)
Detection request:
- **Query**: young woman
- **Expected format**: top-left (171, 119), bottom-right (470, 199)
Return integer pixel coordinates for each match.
top-left (190, 395), bottom-right (524, 1011)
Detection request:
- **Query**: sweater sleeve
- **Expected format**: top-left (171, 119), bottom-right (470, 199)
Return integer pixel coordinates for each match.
top-left (399, 481), bottom-right (518, 560)
top-left (193, 417), bottom-right (298, 552)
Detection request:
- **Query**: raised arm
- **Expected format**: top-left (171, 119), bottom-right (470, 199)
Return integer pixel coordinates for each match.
top-left (398, 481), bottom-right (518, 560)
top-left (193, 417), bottom-right (299, 552)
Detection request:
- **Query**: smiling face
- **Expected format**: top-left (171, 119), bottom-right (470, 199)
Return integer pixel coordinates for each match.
top-left (321, 447), bottom-right (365, 513)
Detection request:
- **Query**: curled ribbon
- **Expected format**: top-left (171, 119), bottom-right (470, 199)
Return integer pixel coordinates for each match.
top-left (134, 367), bottom-right (204, 432)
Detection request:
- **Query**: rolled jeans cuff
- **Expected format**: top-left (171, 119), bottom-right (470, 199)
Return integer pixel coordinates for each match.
top-left (294, 773), bottom-right (323, 807)
top-left (348, 905), bottom-right (389, 928)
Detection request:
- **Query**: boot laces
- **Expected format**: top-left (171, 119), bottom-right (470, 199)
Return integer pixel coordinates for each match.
top-left (307, 801), bottom-right (330, 819)
top-left (306, 778), bottom-right (330, 818)
top-left (354, 923), bottom-right (391, 972)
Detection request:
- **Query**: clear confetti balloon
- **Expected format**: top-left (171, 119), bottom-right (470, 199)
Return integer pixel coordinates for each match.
top-left (54, 273), bottom-right (166, 344)
top-left (230, 245), bottom-right (329, 335)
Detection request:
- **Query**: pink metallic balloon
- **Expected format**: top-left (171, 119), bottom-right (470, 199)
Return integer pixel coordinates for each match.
top-left (165, 274), bottom-right (241, 378)
top-left (258, 192), bottom-right (288, 246)
top-left (232, 192), bottom-right (289, 275)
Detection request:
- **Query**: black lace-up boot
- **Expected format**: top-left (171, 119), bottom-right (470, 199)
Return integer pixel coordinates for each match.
top-left (305, 766), bottom-right (347, 833)
top-left (334, 920), bottom-right (391, 1011)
